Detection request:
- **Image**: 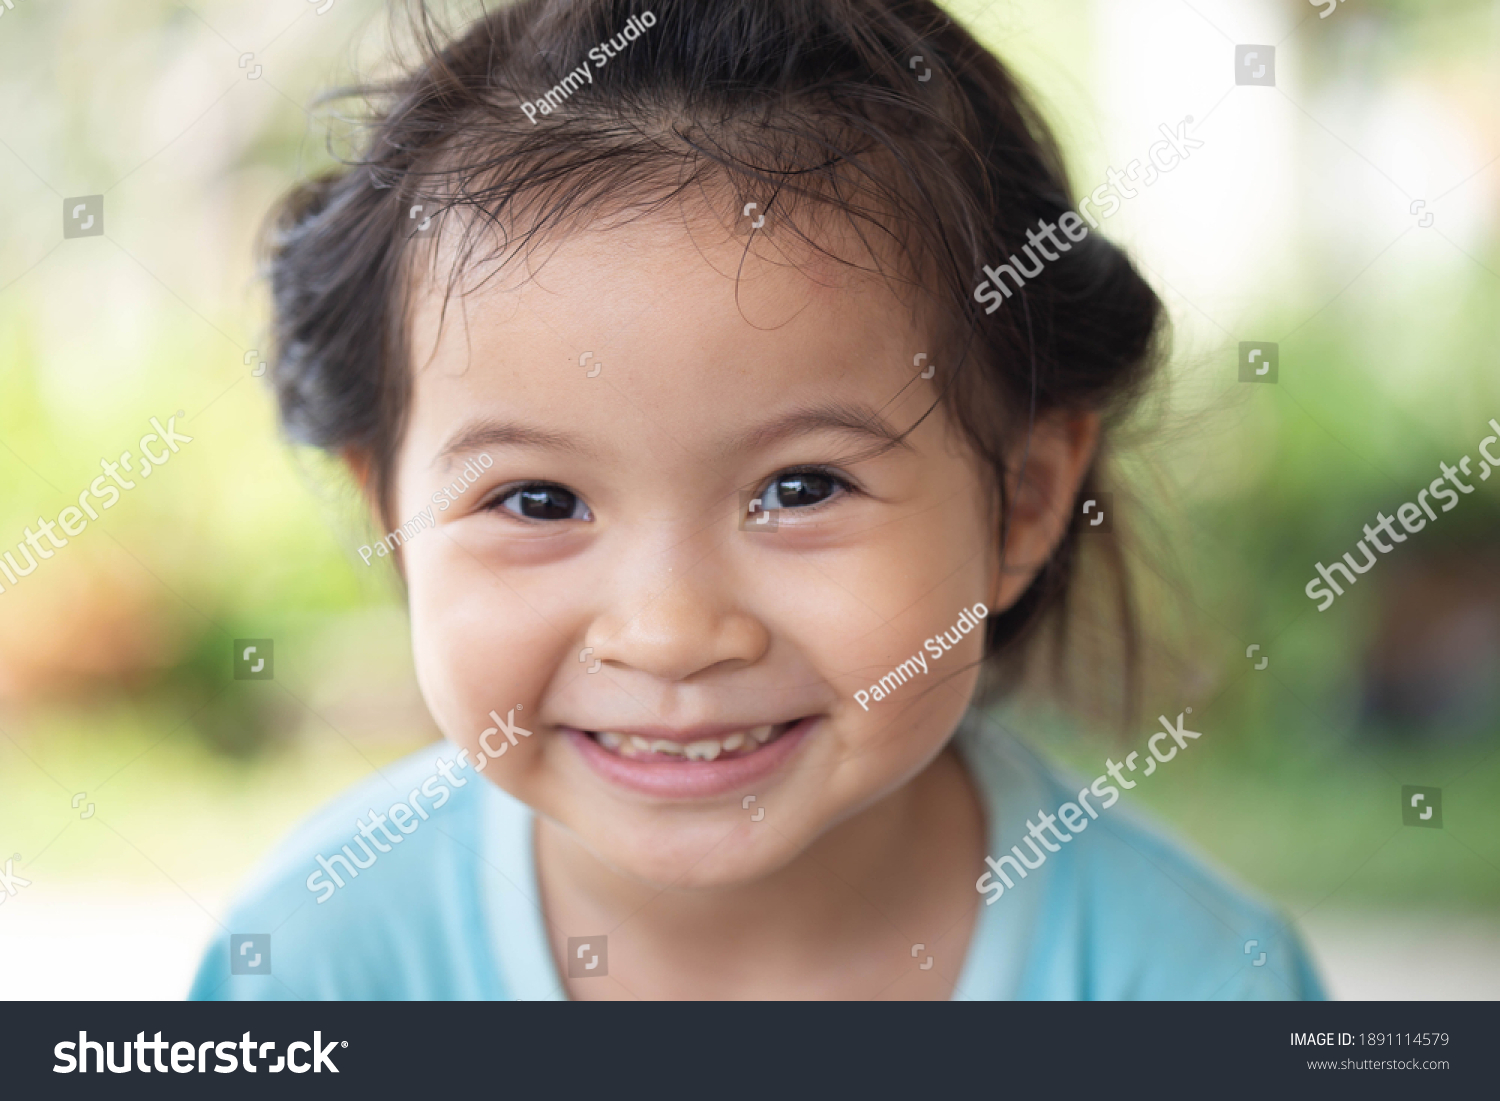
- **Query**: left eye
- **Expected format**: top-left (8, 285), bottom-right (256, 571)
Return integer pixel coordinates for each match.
top-left (495, 484), bottom-right (593, 521)
top-left (753, 469), bottom-right (845, 512)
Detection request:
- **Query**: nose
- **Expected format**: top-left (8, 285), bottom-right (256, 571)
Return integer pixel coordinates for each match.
top-left (586, 561), bottom-right (769, 683)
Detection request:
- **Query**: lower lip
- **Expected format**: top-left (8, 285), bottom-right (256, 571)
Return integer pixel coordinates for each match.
top-left (564, 718), bottom-right (816, 800)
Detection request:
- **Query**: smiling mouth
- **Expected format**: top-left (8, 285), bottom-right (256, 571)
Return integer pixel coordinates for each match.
top-left (586, 721), bottom-right (797, 762)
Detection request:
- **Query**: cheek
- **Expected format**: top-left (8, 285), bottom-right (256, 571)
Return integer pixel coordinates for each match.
top-left (404, 542), bottom-right (568, 748)
top-left (814, 509), bottom-right (993, 691)
top-left (834, 633), bottom-right (982, 815)
top-left (795, 517), bottom-right (991, 774)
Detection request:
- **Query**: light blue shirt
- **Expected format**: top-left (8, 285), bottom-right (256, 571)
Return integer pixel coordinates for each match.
top-left (189, 717), bottom-right (1325, 1000)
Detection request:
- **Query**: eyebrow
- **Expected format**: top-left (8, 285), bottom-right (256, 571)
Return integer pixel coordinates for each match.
top-left (430, 419), bottom-right (594, 470)
top-left (430, 401), bottom-right (913, 471)
top-left (729, 402), bottom-right (914, 460)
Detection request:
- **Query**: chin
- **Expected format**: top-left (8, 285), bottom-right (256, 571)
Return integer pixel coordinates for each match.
top-left (575, 810), bottom-right (813, 892)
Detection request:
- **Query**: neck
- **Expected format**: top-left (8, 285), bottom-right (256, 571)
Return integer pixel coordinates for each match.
top-left (535, 744), bottom-right (984, 998)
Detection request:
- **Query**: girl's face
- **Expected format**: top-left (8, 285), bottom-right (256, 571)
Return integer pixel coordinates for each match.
top-left (388, 214), bottom-right (1086, 889)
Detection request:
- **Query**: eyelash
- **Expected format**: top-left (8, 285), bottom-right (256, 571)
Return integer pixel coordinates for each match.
top-left (479, 465), bottom-right (861, 523)
top-left (483, 481), bottom-right (593, 523)
top-left (751, 465), bottom-right (861, 513)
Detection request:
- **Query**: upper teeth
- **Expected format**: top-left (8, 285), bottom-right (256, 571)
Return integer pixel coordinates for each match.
top-left (598, 723), bottom-right (781, 759)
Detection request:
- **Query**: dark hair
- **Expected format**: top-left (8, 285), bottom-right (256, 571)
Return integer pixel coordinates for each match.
top-left (265, 0), bottom-right (1163, 720)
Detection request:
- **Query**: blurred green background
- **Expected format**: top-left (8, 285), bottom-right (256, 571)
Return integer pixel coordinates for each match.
top-left (1, 0), bottom-right (1496, 997)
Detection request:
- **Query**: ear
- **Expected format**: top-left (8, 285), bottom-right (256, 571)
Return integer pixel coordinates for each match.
top-left (988, 410), bottom-right (1099, 612)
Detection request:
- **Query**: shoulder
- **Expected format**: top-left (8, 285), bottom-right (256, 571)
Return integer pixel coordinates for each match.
top-left (968, 726), bottom-right (1326, 1001)
top-left (189, 745), bottom-right (510, 1001)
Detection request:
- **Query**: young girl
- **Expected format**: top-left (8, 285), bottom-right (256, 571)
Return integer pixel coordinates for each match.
top-left (191, 0), bottom-right (1323, 1000)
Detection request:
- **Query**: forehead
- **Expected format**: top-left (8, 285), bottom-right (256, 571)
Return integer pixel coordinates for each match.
top-left (399, 212), bottom-right (936, 461)
top-left (406, 203), bottom-right (926, 348)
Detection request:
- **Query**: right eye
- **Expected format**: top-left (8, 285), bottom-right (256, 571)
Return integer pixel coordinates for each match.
top-left (491, 483), bottom-right (593, 522)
